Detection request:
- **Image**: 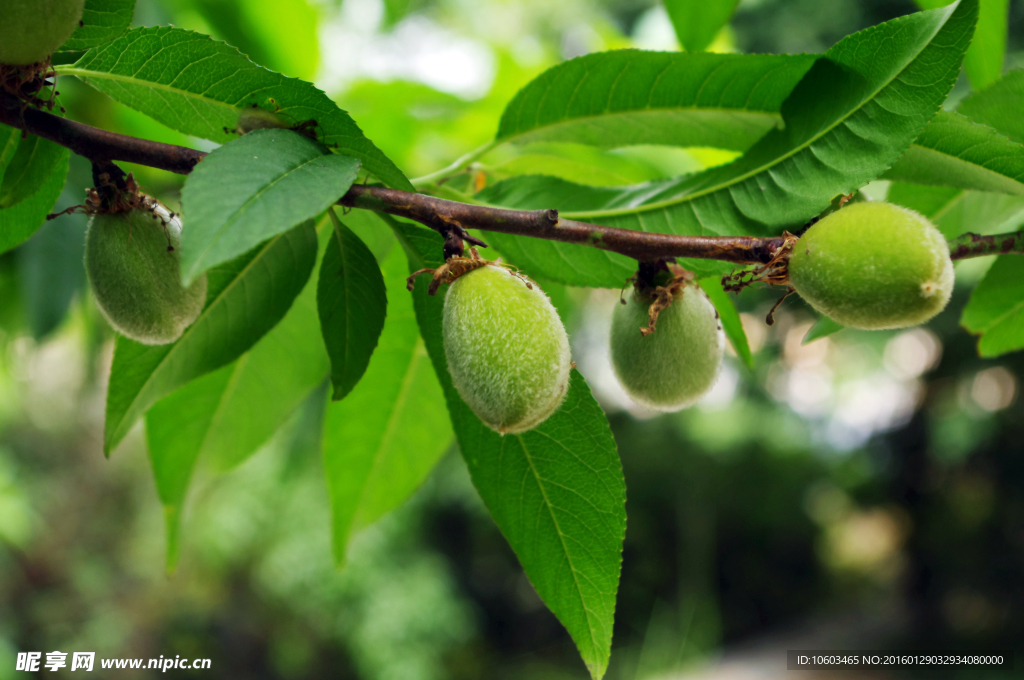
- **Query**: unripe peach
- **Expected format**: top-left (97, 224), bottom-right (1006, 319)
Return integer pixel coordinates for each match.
top-left (442, 264), bottom-right (571, 434)
top-left (610, 282), bottom-right (724, 411)
top-left (0, 0), bottom-right (86, 66)
top-left (85, 204), bottom-right (207, 345)
top-left (788, 202), bottom-right (954, 330)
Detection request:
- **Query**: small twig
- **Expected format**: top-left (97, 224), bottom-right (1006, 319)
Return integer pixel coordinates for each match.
top-left (947, 230), bottom-right (1024, 259)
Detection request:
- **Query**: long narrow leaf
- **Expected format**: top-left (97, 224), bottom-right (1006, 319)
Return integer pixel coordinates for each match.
top-left (180, 128), bottom-right (359, 283)
top-left (194, 272), bottom-right (332, 473)
top-left (145, 237), bottom-right (332, 568)
top-left (883, 110), bottom-right (1024, 195)
top-left (961, 255), bottom-right (1024, 357)
top-left (664, 0), bottom-right (741, 52)
top-left (958, 69), bottom-right (1024, 145)
top-left (915, 0), bottom-right (1006, 88)
top-left (0, 149), bottom-right (69, 256)
top-left (145, 363), bottom-right (234, 571)
top-left (886, 182), bottom-right (1024, 238)
top-left (497, 51), bottom-right (816, 152)
top-left (65, 26), bottom-right (411, 190)
top-left (396, 221), bottom-right (625, 680)
top-left (105, 221), bottom-right (318, 454)
top-left (322, 247), bottom-right (451, 564)
top-left (0, 135), bottom-right (66, 209)
top-left (318, 212), bottom-right (387, 401)
top-left (700, 276), bottom-right (753, 369)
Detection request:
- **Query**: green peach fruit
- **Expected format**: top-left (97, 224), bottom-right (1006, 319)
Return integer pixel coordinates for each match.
top-left (0, 0), bottom-right (86, 66)
top-left (443, 263), bottom-right (571, 434)
top-left (85, 204), bottom-right (207, 345)
top-left (788, 202), bottom-right (954, 330)
top-left (610, 283), bottom-right (724, 411)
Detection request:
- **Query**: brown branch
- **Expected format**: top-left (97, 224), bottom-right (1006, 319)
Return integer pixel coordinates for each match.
top-left (1, 91), bottom-right (205, 173)
top-left (3, 90), bottom-right (1020, 265)
top-left (948, 230), bottom-right (1024, 259)
top-left (338, 185), bottom-right (787, 265)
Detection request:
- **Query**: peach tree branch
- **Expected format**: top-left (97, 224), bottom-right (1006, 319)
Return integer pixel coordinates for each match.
top-left (2, 91), bottom-right (1020, 265)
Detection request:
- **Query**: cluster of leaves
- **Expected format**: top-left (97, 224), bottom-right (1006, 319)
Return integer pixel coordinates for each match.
top-left (2, 0), bottom-right (1024, 676)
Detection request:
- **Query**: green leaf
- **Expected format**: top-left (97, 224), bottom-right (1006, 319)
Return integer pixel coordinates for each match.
top-left (16, 210), bottom-right (86, 340)
top-left (279, 381), bottom-right (330, 469)
top-left (490, 142), bottom-right (678, 187)
top-left (486, 1), bottom-right (977, 284)
top-left (958, 69), bottom-right (1024, 145)
top-left (915, 0), bottom-right (1006, 88)
top-left (397, 221), bottom-right (625, 680)
top-left (145, 363), bottom-right (233, 572)
top-left (144, 222), bottom-right (333, 567)
top-left (883, 110), bottom-right (1024, 195)
top-left (885, 182), bottom-right (964, 220)
top-left (886, 182), bottom-right (1024, 238)
top-left (0, 135), bottom-right (66, 209)
top-left (65, 26), bottom-right (412, 190)
top-left (59, 0), bottom-right (135, 52)
top-left (340, 208), bottom-right (396, 261)
top-left (105, 221), bottom-right (318, 454)
top-left (192, 266), bottom-right (331, 473)
top-left (145, 244), bottom-right (332, 569)
top-left (0, 149), bottom-right (69, 256)
top-left (940, 193), bottom-right (1024, 237)
top-left (803, 315), bottom-right (844, 345)
top-left (318, 211), bottom-right (387, 401)
top-left (322, 247), bottom-right (452, 564)
top-left (0, 125), bottom-right (19, 178)
top-left (664, 0), bottom-right (740, 51)
top-left (699, 276), bottom-right (752, 369)
top-left (180, 128), bottom-right (359, 284)
top-left (496, 50), bottom-right (817, 152)
top-left (961, 255), bottom-right (1024, 356)
top-left (965, 0), bottom-right (1007, 88)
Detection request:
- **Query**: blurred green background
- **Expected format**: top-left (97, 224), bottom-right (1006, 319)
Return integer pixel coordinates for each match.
top-left (2, 0), bottom-right (1024, 678)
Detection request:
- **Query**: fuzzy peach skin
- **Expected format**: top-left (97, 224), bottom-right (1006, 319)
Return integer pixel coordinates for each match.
top-left (442, 264), bottom-right (571, 434)
top-left (85, 205), bottom-right (207, 345)
top-left (0, 0), bottom-right (85, 65)
top-left (788, 202), bottom-right (954, 330)
top-left (610, 282), bottom-right (724, 412)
